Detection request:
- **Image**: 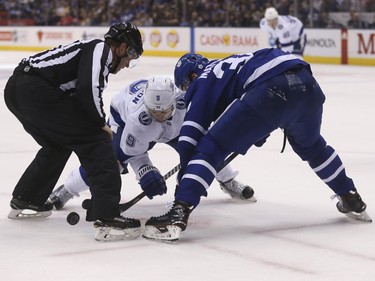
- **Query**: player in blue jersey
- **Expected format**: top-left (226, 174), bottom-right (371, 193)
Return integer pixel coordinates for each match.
top-left (142, 50), bottom-right (372, 242)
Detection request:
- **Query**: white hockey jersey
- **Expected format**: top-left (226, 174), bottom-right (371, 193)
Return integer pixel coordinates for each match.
top-left (259, 15), bottom-right (305, 55)
top-left (108, 78), bottom-right (186, 173)
top-left (61, 79), bottom-right (238, 195)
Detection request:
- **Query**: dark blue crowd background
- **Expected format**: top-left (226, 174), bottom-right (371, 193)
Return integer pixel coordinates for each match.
top-left (1, 0), bottom-right (374, 28)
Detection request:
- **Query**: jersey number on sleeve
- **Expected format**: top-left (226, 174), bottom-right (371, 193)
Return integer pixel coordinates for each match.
top-left (212, 54), bottom-right (254, 79)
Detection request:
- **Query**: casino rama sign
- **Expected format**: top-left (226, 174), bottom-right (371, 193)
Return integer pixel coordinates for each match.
top-left (200, 33), bottom-right (258, 47)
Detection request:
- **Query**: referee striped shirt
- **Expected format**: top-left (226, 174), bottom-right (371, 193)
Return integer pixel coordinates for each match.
top-left (21, 39), bottom-right (112, 127)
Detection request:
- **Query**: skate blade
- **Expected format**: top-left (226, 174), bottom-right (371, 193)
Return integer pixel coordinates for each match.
top-left (343, 210), bottom-right (372, 223)
top-left (8, 208), bottom-right (52, 219)
top-left (142, 225), bottom-right (182, 243)
top-left (95, 226), bottom-right (141, 242)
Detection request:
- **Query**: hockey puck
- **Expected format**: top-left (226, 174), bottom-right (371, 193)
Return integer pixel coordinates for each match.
top-left (67, 212), bottom-right (80, 225)
top-left (82, 199), bottom-right (91, 210)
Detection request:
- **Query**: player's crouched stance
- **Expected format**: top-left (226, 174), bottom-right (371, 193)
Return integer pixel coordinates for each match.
top-left (142, 51), bottom-right (371, 242)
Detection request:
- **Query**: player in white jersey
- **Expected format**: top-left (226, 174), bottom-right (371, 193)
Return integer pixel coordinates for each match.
top-left (49, 76), bottom-right (256, 212)
top-left (259, 7), bottom-right (306, 57)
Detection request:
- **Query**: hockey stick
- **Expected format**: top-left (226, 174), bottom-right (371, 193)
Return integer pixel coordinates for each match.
top-left (119, 152), bottom-right (239, 212)
top-left (82, 152), bottom-right (239, 212)
top-left (81, 163), bottom-right (181, 212)
top-left (220, 152), bottom-right (239, 170)
top-left (119, 163), bottom-right (181, 212)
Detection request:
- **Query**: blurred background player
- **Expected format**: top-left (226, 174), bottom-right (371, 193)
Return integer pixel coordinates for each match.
top-left (260, 7), bottom-right (306, 58)
top-left (49, 76), bottom-right (256, 211)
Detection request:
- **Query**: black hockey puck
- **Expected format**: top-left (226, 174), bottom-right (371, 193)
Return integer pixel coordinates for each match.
top-left (82, 199), bottom-right (91, 210)
top-left (67, 212), bottom-right (80, 225)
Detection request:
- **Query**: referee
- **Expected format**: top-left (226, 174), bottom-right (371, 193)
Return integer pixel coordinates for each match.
top-left (4, 21), bottom-right (143, 241)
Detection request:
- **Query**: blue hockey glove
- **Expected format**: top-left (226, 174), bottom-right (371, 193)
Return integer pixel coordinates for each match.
top-left (138, 165), bottom-right (167, 199)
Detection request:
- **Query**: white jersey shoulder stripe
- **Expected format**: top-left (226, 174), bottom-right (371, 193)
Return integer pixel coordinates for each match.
top-left (244, 54), bottom-right (298, 89)
top-left (32, 49), bottom-right (80, 69)
top-left (30, 40), bottom-right (82, 67)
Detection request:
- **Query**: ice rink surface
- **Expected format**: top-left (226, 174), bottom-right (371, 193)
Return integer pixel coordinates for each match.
top-left (0, 51), bottom-right (374, 281)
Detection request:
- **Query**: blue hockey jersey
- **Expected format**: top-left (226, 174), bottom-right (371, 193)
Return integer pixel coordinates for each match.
top-left (178, 48), bottom-right (311, 169)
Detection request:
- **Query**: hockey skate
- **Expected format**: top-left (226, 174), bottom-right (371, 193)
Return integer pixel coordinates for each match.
top-left (143, 200), bottom-right (193, 242)
top-left (49, 185), bottom-right (76, 210)
top-left (333, 188), bottom-right (372, 222)
top-left (94, 216), bottom-right (141, 241)
top-left (8, 197), bottom-right (53, 219)
top-left (219, 179), bottom-right (257, 202)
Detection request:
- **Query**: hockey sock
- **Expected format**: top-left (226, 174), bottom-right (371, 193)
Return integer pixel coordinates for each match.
top-left (216, 164), bottom-right (237, 182)
top-left (64, 167), bottom-right (90, 195)
top-left (176, 153), bottom-right (217, 207)
top-left (308, 145), bottom-right (355, 195)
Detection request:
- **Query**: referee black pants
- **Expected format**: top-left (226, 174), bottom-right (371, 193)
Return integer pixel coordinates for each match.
top-left (4, 68), bottom-right (121, 220)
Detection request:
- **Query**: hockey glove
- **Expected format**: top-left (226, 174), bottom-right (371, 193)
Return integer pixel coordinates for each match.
top-left (268, 36), bottom-right (276, 47)
top-left (292, 39), bottom-right (303, 55)
top-left (138, 165), bottom-right (167, 199)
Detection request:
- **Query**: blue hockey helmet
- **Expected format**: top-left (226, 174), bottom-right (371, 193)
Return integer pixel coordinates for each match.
top-left (174, 53), bottom-right (209, 91)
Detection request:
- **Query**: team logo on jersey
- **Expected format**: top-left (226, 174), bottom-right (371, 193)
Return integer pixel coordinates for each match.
top-left (176, 97), bottom-right (186, 110)
top-left (138, 111), bottom-right (152, 125)
top-left (126, 134), bottom-right (136, 147)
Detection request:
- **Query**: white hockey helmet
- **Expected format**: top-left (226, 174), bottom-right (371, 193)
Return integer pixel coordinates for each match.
top-left (265, 7), bottom-right (278, 20)
top-left (144, 76), bottom-right (176, 116)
